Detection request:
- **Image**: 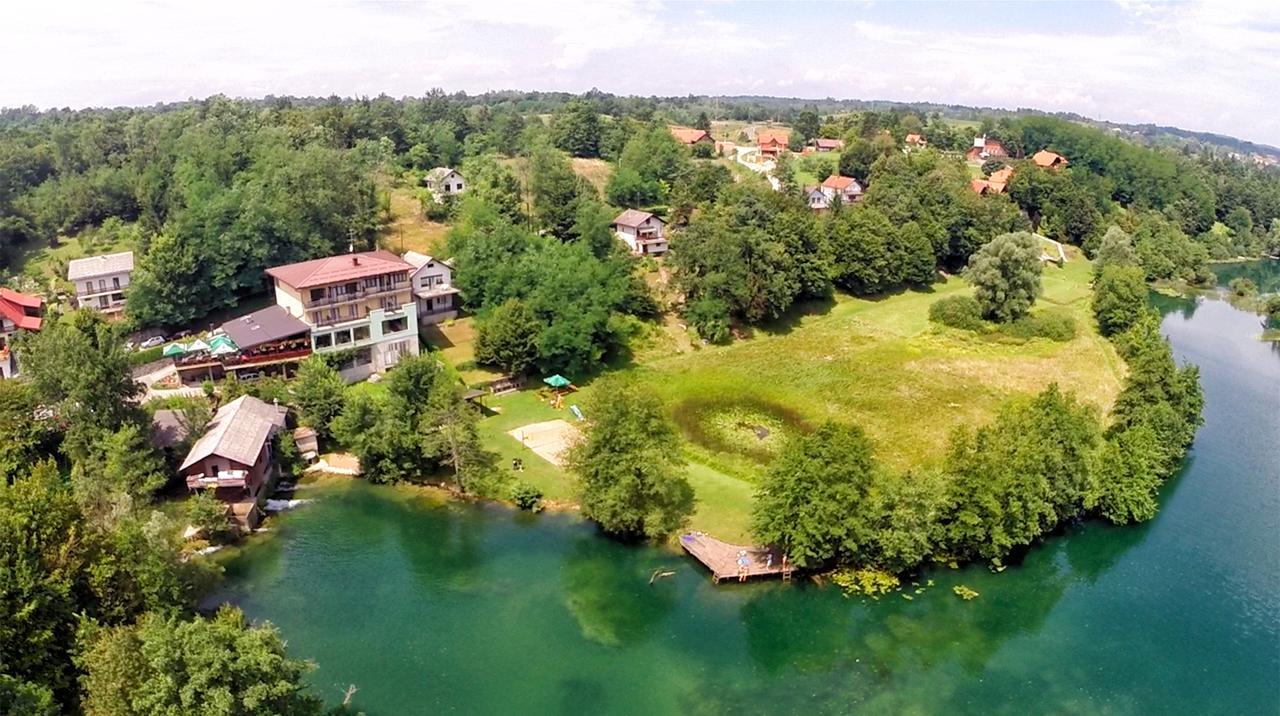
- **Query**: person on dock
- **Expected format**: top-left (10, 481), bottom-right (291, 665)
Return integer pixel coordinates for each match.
top-left (737, 551), bottom-right (750, 582)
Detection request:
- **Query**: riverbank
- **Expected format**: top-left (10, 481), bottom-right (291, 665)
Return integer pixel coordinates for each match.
top-left (211, 268), bottom-right (1280, 716)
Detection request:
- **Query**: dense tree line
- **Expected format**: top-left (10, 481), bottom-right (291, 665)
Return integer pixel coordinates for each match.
top-left (0, 311), bottom-right (329, 713)
top-left (754, 278), bottom-right (1202, 570)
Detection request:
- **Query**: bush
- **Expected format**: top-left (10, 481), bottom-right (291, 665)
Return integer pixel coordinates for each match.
top-left (1006, 311), bottom-right (1077, 342)
top-left (510, 481), bottom-right (544, 512)
top-left (127, 345), bottom-right (165, 367)
top-left (691, 143), bottom-right (714, 159)
top-left (1228, 277), bottom-right (1257, 297)
top-left (185, 491), bottom-right (231, 543)
top-left (684, 295), bottom-right (731, 343)
top-left (928, 295), bottom-right (985, 331)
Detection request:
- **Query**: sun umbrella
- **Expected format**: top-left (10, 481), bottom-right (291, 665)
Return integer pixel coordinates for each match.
top-left (210, 342), bottom-right (238, 356)
top-left (543, 374), bottom-right (571, 388)
top-left (186, 338), bottom-right (210, 352)
top-left (162, 343), bottom-right (186, 357)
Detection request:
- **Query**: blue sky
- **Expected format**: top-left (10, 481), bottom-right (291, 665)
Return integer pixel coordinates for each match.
top-left (2, 1), bottom-right (1277, 146)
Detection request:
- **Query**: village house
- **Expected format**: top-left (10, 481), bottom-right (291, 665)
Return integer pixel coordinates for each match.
top-left (756, 128), bottom-right (791, 160)
top-left (821, 174), bottom-right (863, 204)
top-left (668, 126), bottom-right (713, 146)
top-left (266, 250), bottom-right (420, 382)
top-left (905, 133), bottom-right (927, 149)
top-left (174, 305), bottom-right (313, 385)
top-left (403, 251), bottom-right (459, 324)
top-left (1032, 150), bottom-right (1069, 169)
top-left (611, 209), bottom-right (668, 256)
top-left (971, 166), bottom-right (1014, 195)
top-left (966, 135), bottom-right (1009, 162)
top-left (180, 395), bottom-right (287, 531)
top-left (803, 186), bottom-right (830, 212)
top-left (0, 288), bottom-right (42, 379)
top-left (810, 137), bottom-right (844, 153)
top-left (424, 167), bottom-right (466, 200)
top-left (68, 250), bottom-right (133, 317)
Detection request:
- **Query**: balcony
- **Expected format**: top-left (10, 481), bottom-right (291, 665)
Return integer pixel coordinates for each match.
top-left (186, 470), bottom-right (249, 490)
top-left (304, 282), bottom-right (407, 308)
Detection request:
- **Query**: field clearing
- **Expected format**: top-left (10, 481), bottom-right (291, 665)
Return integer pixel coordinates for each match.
top-left (500, 157), bottom-right (613, 198)
top-left (4, 228), bottom-right (136, 288)
top-left (378, 187), bottom-right (450, 256)
top-left (420, 317), bottom-right (503, 385)
top-left (464, 253), bottom-right (1123, 540)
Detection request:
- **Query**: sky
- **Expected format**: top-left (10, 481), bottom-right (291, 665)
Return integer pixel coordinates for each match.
top-left (2, 0), bottom-right (1278, 146)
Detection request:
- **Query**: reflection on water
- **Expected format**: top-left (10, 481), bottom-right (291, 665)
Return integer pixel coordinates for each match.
top-left (216, 262), bottom-right (1280, 715)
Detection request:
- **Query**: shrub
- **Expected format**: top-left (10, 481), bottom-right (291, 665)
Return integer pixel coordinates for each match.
top-left (928, 295), bottom-right (985, 331)
top-left (1228, 277), bottom-right (1257, 297)
top-left (1006, 311), bottom-right (1077, 342)
top-left (127, 345), bottom-right (164, 367)
top-left (185, 491), bottom-right (231, 543)
top-left (510, 481), bottom-right (544, 512)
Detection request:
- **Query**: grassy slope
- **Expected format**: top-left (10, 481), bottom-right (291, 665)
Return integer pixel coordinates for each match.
top-left (378, 187), bottom-right (450, 257)
top-left (462, 252), bottom-right (1120, 543)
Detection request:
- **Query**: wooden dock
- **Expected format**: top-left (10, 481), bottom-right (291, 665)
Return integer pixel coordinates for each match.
top-left (679, 532), bottom-right (793, 583)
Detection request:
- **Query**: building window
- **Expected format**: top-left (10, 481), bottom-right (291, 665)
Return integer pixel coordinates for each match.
top-left (310, 288), bottom-right (326, 302)
top-left (382, 316), bottom-right (407, 334)
top-left (98, 279), bottom-right (106, 291)
top-left (98, 296), bottom-right (108, 308)
top-left (344, 282), bottom-right (357, 295)
top-left (353, 325), bottom-right (370, 341)
top-left (354, 347), bottom-right (373, 366)
top-left (334, 329), bottom-right (352, 346)
top-left (314, 333), bottom-right (333, 349)
top-left (112, 276), bottom-right (120, 289)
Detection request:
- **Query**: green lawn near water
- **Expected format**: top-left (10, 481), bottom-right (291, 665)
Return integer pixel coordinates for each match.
top-left (469, 254), bottom-right (1121, 544)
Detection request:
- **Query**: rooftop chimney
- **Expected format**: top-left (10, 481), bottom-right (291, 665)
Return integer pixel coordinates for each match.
top-left (352, 256), bottom-right (360, 265)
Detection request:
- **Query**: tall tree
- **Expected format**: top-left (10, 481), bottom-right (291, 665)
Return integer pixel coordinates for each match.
top-left (752, 422), bottom-right (884, 569)
top-left (289, 356), bottom-right (346, 440)
top-left (568, 379), bottom-right (694, 539)
top-left (77, 607), bottom-right (323, 716)
top-left (551, 100), bottom-right (602, 158)
top-left (964, 232), bottom-right (1044, 322)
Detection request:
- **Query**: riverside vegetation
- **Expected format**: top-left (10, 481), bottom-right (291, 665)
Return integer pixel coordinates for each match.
top-left (1, 91), bottom-right (1274, 712)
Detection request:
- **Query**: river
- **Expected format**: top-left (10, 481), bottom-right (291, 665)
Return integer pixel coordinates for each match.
top-left (213, 261), bottom-right (1280, 715)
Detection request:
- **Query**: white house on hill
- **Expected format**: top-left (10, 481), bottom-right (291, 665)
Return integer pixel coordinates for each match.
top-left (611, 210), bottom-right (667, 256)
top-left (424, 168), bottom-right (466, 200)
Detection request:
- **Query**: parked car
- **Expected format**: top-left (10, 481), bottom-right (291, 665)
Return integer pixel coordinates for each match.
top-left (140, 335), bottom-right (166, 349)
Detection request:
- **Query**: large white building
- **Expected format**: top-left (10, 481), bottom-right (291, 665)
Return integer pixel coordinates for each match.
top-left (265, 251), bottom-right (420, 382)
top-left (68, 250), bottom-right (133, 317)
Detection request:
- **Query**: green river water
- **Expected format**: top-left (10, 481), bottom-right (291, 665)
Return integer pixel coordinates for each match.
top-left (212, 262), bottom-right (1280, 715)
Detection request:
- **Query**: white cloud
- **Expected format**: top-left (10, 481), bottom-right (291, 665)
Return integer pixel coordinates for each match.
top-left (0, 0), bottom-right (1276, 145)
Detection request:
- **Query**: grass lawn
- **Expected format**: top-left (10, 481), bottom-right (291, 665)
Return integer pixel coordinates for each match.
top-left (378, 187), bottom-right (450, 256)
top-left (420, 317), bottom-right (503, 385)
top-left (457, 252), bottom-right (1122, 544)
top-left (5, 227), bottom-right (137, 289)
top-left (500, 157), bottom-right (613, 203)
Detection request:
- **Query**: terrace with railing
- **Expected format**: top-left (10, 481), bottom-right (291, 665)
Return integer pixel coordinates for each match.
top-left (185, 469), bottom-right (249, 490)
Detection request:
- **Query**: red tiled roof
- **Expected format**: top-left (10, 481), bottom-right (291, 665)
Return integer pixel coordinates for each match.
top-left (814, 138), bottom-right (844, 149)
top-left (669, 126), bottom-right (710, 144)
top-left (905, 133), bottom-right (924, 145)
top-left (821, 175), bottom-right (857, 190)
top-left (265, 251), bottom-right (412, 290)
top-left (0, 289), bottom-right (43, 331)
top-left (971, 179), bottom-right (991, 194)
top-left (1032, 150), bottom-right (1067, 168)
top-left (757, 128), bottom-right (790, 146)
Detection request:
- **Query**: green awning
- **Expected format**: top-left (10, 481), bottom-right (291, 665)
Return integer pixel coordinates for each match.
top-left (209, 334), bottom-right (237, 350)
top-left (543, 374), bottom-right (571, 388)
top-left (162, 343), bottom-right (186, 356)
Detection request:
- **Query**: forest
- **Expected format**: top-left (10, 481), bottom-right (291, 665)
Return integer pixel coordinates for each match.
top-left (1, 89), bottom-right (1278, 712)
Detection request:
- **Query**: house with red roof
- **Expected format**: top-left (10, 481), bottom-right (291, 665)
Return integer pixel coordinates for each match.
top-left (756, 128), bottom-right (791, 159)
top-left (0, 288), bottom-right (43, 379)
top-left (810, 137), bottom-right (844, 153)
top-left (266, 250), bottom-right (420, 382)
top-left (820, 175), bottom-right (863, 204)
top-left (1031, 150), bottom-right (1068, 169)
top-left (669, 126), bottom-right (713, 146)
top-left (966, 135), bottom-right (1009, 162)
top-left (904, 133), bottom-right (927, 149)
